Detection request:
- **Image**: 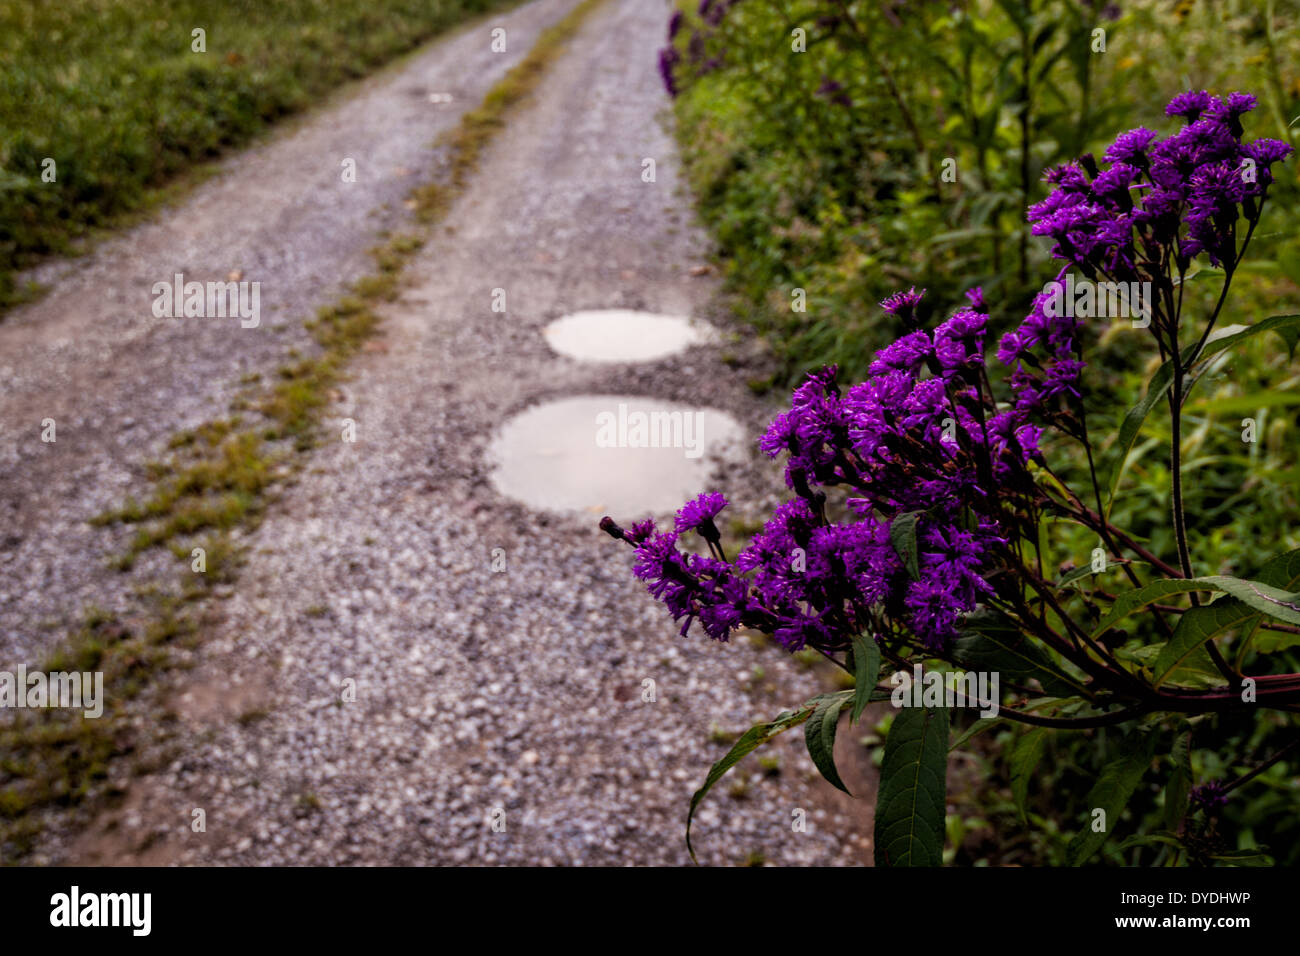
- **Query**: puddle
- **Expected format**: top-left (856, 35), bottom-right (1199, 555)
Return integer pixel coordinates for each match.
top-left (542, 309), bottom-right (716, 363)
top-left (488, 396), bottom-right (746, 518)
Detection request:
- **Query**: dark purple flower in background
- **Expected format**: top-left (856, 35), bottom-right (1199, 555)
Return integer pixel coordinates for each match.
top-left (657, 46), bottom-right (679, 97)
top-left (668, 9), bottom-right (684, 39)
top-left (1189, 781), bottom-right (1229, 812)
top-left (1081, 0), bottom-right (1122, 20)
top-left (816, 76), bottom-right (851, 108)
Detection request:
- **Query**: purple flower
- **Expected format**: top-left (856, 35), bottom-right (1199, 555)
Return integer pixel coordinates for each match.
top-left (904, 578), bottom-right (963, 651)
top-left (1219, 91), bottom-right (1257, 118)
top-left (880, 287), bottom-right (926, 323)
top-left (698, 573), bottom-right (749, 640)
top-left (657, 47), bottom-right (679, 97)
top-left (1245, 137), bottom-right (1293, 166)
top-left (933, 308), bottom-right (987, 378)
top-left (1242, 138), bottom-right (1294, 194)
top-left (1189, 781), bottom-right (1229, 812)
top-left (1030, 91), bottom-right (1291, 279)
top-left (816, 76), bottom-right (851, 108)
top-left (1104, 128), bottom-right (1158, 166)
top-left (1166, 90), bottom-right (1216, 121)
top-left (869, 330), bottom-right (933, 376)
top-left (675, 491), bottom-right (727, 540)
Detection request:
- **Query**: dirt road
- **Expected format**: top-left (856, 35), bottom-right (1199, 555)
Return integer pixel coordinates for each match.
top-left (6, 0), bottom-right (874, 865)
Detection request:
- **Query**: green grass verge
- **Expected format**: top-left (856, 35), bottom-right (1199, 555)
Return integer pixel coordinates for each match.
top-left (0, 0), bottom-right (525, 313)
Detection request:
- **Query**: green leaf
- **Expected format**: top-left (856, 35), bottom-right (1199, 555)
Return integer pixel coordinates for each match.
top-left (1207, 849), bottom-right (1274, 866)
top-left (1242, 548), bottom-right (1300, 654)
top-left (1116, 642), bottom-right (1221, 688)
top-left (1108, 358), bottom-right (1175, 510)
top-left (1191, 391), bottom-right (1300, 414)
top-left (1155, 599), bottom-right (1254, 687)
top-left (1253, 629), bottom-right (1300, 654)
top-left (1194, 312), bottom-right (1300, 363)
top-left (1056, 564), bottom-right (1100, 589)
top-left (1253, 548), bottom-right (1300, 590)
top-left (1163, 736), bottom-right (1192, 831)
top-left (1100, 319), bottom-right (1300, 513)
top-left (1111, 553), bottom-right (1300, 672)
top-left (1090, 575), bottom-right (1300, 642)
top-left (686, 703), bottom-right (819, 862)
top-left (874, 706), bottom-right (949, 867)
top-left (890, 511), bottom-right (921, 580)
top-left (849, 631), bottom-right (882, 725)
top-left (1066, 733), bottom-right (1156, 865)
top-left (952, 608), bottom-right (1085, 697)
top-left (1058, 560), bottom-right (1150, 590)
top-left (1010, 727), bottom-right (1047, 824)
top-left (948, 717), bottom-right (1003, 752)
top-left (804, 693), bottom-right (852, 795)
top-left (1090, 578), bottom-right (1212, 640)
top-left (1206, 575), bottom-right (1300, 627)
top-left (1117, 833), bottom-right (1186, 852)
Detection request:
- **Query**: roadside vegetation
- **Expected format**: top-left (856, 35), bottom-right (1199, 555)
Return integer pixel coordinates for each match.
top-left (0, 0), bottom-right (520, 311)
top-left (657, 0), bottom-right (1300, 865)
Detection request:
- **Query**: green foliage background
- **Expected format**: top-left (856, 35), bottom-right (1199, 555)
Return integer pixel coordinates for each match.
top-left (668, 0), bottom-right (1300, 864)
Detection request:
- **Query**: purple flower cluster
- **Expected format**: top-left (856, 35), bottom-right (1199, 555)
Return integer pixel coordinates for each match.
top-left (603, 90), bottom-right (1291, 660)
top-left (1029, 90), bottom-right (1291, 274)
top-left (996, 266), bottom-right (1086, 416)
top-left (603, 282), bottom-right (1052, 653)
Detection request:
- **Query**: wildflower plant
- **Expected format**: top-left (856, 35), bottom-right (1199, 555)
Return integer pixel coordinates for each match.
top-left (603, 92), bottom-right (1299, 866)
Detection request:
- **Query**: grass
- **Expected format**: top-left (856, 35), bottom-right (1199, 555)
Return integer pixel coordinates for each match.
top-left (0, 0), bottom-right (524, 313)
top-left (0, 0), bottom-right (610, 862)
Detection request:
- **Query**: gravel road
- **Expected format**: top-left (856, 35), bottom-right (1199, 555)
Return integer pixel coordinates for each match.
top-left (9, 0), bottom-right (875, 866)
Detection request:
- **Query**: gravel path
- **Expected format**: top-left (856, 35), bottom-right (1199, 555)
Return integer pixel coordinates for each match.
top-left (0, 0), bottom-right (575, 664)
top-left (15, 0), bottom-right (875, 866)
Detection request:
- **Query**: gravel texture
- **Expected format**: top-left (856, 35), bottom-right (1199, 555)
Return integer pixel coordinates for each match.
top-left (12, 0), bottom-right (876, 866)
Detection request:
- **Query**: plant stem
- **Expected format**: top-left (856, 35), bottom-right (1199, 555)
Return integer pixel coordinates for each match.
top-left (1223, 737), bottom-right (1300, 795)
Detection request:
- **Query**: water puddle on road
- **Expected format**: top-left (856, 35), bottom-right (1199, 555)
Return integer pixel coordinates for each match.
top-left (542, 310), bottom-right (716, 363)
top-left (488, 395), bottom-right (746, 518)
